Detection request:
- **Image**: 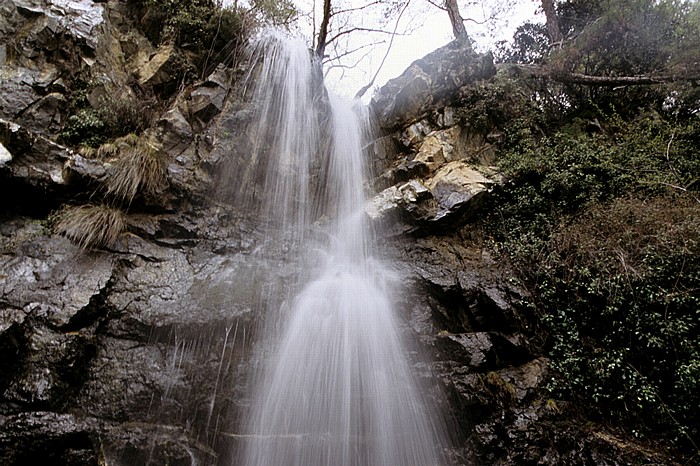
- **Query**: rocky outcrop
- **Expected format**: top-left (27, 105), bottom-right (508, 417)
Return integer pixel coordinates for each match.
top-left (365, 35), bottom-right (679, 466)
top-left (370, 36), bottom-right (496, 130)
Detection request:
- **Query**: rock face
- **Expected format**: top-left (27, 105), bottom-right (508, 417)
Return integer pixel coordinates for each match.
top-left (0, 2), bottom-right (680, 465)
top-left (364, 36), bottom-right (678, 466)
top-left (370, 37), bottom-right (496, 130)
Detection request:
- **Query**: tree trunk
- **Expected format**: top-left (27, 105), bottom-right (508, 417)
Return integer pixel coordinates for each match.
top-left (501, 63), bottom-right (699, 86)
top-left (315, 0), bottom-right (332, 58)
top-left (445, 0), bottom-right (467, 38)
top-left (541, 0), bottom-right (563, 44)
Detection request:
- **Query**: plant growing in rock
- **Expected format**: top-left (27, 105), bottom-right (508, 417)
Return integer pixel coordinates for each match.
top-left (60, 109), bottom-right (107, 147)
top-left (52, 204), bottom-right (126, 249)
top-left (98, 92), bottom-right (159, 138)
top-left (102, 134), bottom-right (168, 204)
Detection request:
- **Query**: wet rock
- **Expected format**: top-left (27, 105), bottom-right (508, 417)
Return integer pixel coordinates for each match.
top-left (0, 218), bottom-right (115, 329)
top-left (0, 412), bottom-right (104, 465)
top-left (62, 153), bottom-right (108, 185)
top-left (440, 332), bottom-right (495, 370)
top-left (157, 107), bottom-right (193, 156)
top-left (0, 118), bottom-right (77, 203)
top-left (12, 0), bottom-right (104, 48)
top-left (1, 320), bottom-right (96, 411)
top-left (189, 65), bottom-right (231, 125)
top-left (498, 357), bottom-right (549, 403)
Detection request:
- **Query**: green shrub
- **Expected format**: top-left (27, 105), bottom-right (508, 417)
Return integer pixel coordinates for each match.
top-left (60, 109), bottom-right (106, 147)
top-left (534, 195), bottom-right (699, 445)
top-left (484, 110), bottom-right (700, 452)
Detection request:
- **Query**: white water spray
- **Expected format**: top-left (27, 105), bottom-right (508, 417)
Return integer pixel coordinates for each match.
top-left (237, 31), bottom-right (449, 466)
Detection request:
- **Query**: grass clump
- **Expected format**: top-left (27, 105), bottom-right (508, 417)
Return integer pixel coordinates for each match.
top-left (52, 204), bottom-right (126, 249)
top-left (102, 134), bottom-right (168, 204)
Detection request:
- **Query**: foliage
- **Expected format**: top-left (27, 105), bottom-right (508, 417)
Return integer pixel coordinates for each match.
top-left (60, 109), bottom-right (106, 147)
top-left (483, 108), bottom-right (700, 452)
top-left (52, 204), bottom-right (126, 249)
top-left (60, 91), bottom-right (158, 148)
top-left (497, 0), bottom-right (700, 117)
top-left (248, 0), bottom-right (297, 26)
top-left (453, 74), bottom-right (543, 134)
top-left (553, 0), bottom-right (700, 75)
top-left (495, 22), bottom-right (549, 65)
top-left (133, 0), bottom-right (294, 52)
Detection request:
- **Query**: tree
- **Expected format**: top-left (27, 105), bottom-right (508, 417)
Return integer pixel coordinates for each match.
top-left (445, 0), bottom-right (468, 38)
top-left (309, 0), bottom-right (415, 95)
top-left (540, 0), bottom-right (563, 44)
top-left (499, 0), bottom-right (700, 98)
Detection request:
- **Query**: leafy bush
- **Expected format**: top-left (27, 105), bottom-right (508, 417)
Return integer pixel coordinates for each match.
top-left (538, 196), bottom-right (699, 441)
top-left (60, 109), bottom-right (106, 147)
top-left (136, 0), bottom-right (255, 51)
top-left (484, 110), bottom-right (700, 452)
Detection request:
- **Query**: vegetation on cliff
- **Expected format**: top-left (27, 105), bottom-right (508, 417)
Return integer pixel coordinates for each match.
top-left (475, 0), bottom-right (700, 458)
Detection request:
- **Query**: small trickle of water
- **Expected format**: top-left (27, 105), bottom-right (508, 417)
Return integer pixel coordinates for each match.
top-left (237, 31), bottom-right (449, 466)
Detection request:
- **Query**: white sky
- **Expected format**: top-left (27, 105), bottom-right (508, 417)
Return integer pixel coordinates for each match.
top-left (317, 0), bottom-right (543, 100)
top-left (233, 0), bottom-right (544, 100)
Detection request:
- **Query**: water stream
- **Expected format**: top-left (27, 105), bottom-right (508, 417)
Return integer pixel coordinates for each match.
top-left (237, 31), bottom-right (449, 466)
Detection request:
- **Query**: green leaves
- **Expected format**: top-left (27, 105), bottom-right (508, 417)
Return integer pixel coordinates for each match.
top-left (484, 110), bottom-right (700, 453)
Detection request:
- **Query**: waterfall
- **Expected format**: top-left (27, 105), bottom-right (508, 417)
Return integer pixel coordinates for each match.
top-left (237, 31), bottom-right (449, 466)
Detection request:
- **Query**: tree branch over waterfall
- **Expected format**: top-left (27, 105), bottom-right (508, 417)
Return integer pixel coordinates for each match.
top-left (312, 0), bottom-right (417, 90)
top-left (354, 0), bottom-right (412, 99)
top-left (315, 0), bottom-right (331, 58)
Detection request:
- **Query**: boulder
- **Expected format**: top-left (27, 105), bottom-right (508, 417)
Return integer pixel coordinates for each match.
top-left (188, 65), bottom-right (231, 125)
top-left (366, 161), bottom-right (502, 231)
top-left (428, 161), bottom-right (501, 222)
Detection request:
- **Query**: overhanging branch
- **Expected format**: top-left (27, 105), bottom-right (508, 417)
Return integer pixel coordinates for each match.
top-left (501, 64), bottom-right (700, 86)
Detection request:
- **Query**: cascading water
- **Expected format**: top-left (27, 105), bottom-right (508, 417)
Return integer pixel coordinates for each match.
top-left (237, 31), bottom-right (449, 465)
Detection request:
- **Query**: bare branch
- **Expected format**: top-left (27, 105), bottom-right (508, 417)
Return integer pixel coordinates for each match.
top-left (333, 1), bottom-right (383, 15)
top-left (326, 27), bottom-right (408, 46)
top-left (424, 0), bottom-right (446, 11)
top-left (356, 0), bottom-right (412, 99)
top-left (325, 40), bottom-right (386, 64)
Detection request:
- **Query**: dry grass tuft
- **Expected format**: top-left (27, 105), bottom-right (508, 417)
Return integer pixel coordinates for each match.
top-left (53, 204), bottom-right (126, 249)
top-left (104, 135), bottom-right (168, 204)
